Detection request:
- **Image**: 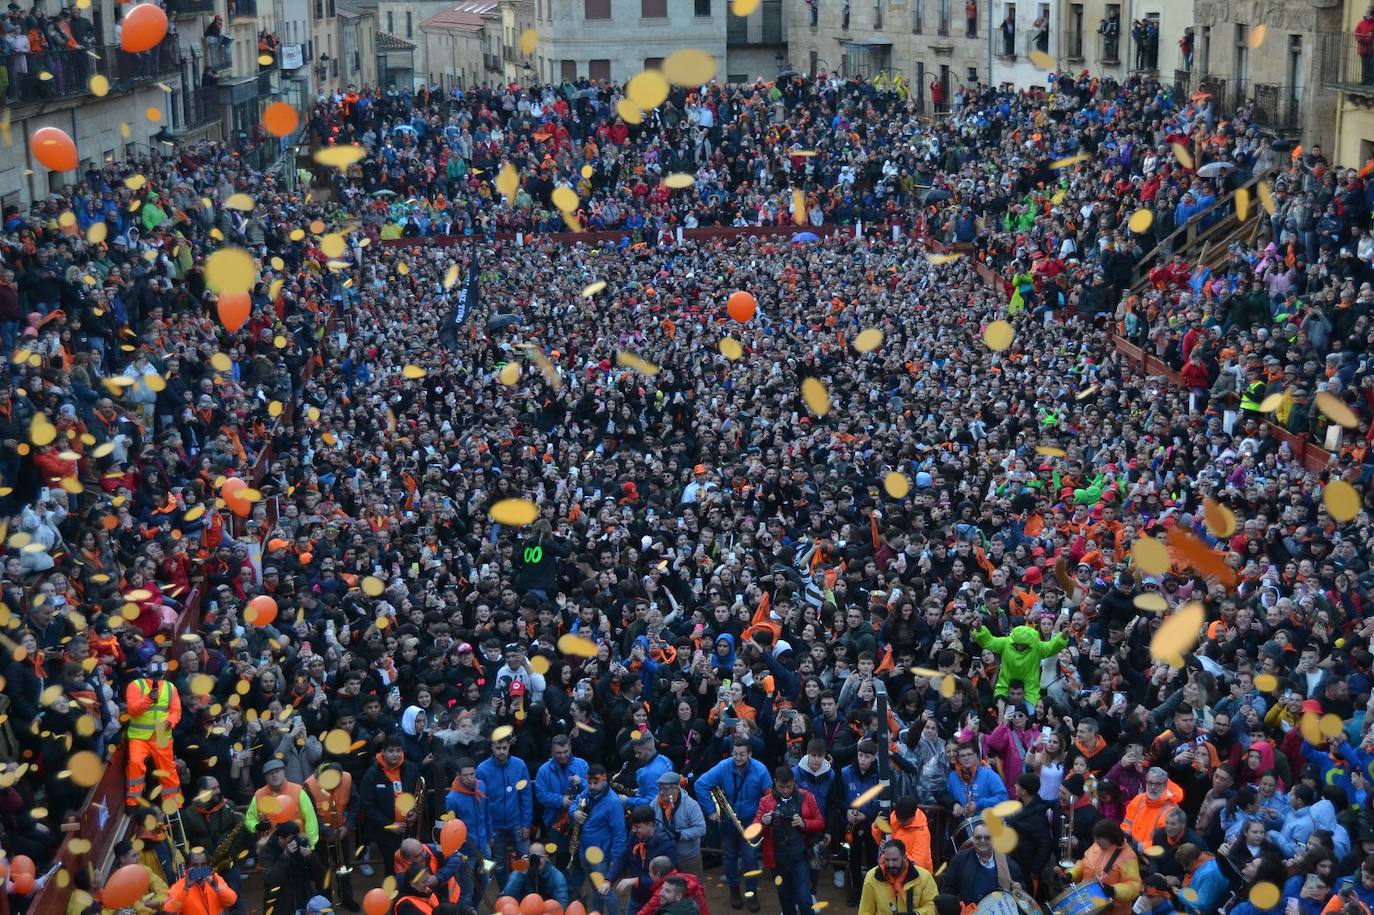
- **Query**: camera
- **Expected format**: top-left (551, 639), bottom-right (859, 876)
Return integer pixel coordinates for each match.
top-left (188, 866), bottom-right (213, 884)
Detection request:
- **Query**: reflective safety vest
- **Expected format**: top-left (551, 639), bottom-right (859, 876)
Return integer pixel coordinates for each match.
top-left (126, 679), bottom-right (172, 741)
top-left (395, 894), bottom-right (439, 915)
top-left (392, 846), bottom-right (460, 905)
top-left (1240, 380), bottom-right (1265, 412)
top-left (305, 772), bottom-right (354, 829)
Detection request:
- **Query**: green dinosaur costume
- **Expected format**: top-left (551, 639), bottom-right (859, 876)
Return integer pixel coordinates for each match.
top-left (972, 624), bottom-right (1068, 706)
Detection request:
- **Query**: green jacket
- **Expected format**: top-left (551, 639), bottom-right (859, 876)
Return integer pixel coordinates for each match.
top-left (972, 624), bottom-right (1067, 706)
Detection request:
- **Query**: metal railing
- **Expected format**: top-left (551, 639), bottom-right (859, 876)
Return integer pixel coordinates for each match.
top-left (1061, 28), bottom-right (1083, 59)
top-left (1, 36), bottom-right (179, 106)
top-left (1096, 30), bottom-right (1121, 64)
top-left (169, 0), bottom-right (217, 15)
top-left (1173, 67), bottom-right (1190, 98)
top-left (182, 83), bottom-right (222, 127)
top-left (206, 39), bottom-right (232, 71)
top-left (228, 0), bottom-right (256, 18)
top-left (1319, 31), bottom-right (1374, 95)
top-left (1250, 82), bottom-right (1301, 133)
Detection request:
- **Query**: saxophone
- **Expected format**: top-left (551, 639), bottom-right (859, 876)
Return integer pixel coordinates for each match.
top-left (211, 817), bottom-right (246, 874)
top-left (566, 794), bottom-right (590, 864)
top-left (711, 786), bottom-right (761, 848)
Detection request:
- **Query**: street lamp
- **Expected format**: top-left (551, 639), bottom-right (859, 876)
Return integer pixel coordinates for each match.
top-left (314, 52), bottom-right (330, 86)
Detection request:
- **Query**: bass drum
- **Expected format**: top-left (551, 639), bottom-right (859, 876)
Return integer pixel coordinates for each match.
top-left (1049, 881), bottom-right (1111, 915)
top-left (976, 890), bottom-right (1045, 915)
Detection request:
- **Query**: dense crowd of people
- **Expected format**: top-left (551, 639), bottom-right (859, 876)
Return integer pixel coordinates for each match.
top-left (1, 62), bottom-right (1373, 915)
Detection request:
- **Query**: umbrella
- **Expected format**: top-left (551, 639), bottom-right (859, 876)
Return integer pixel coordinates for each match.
top-left (392, 125), bottom-right (418, 135)
top-left (371, 189), bottom-right (397, 197)
top-left (791, 231), bottom-right (820, 243)
top-left (1196, 161), bottom-right (1235, 178)
top-left (486, 314), bottom-right (523, 331)
top-left (921, 187), bottom-right (952, 204)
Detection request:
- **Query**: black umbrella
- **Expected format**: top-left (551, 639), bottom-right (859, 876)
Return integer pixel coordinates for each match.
top-left (486, 314), bottom-right (523, 331)
top-left (921, 187), bottom-right (952, 204)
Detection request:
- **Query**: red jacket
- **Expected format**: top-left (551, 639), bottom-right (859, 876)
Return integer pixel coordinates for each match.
top-left (638, 870), bottom-right (710, 915)
top-left (752, 788), bottom-right (825, 869)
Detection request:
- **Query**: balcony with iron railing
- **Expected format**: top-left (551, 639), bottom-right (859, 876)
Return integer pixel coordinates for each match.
top-left (228, 0), bottom-right (257, 20)
top-left (1186, 75), bottom-right (1300, 133)
top-left (206, 38), bottom-right (233, 71)
top-left (1095, 30), bottom-right (1121, 65)
top-left (168, 0), bottom-right (217, 16)
top-left (0, 35), bottom-right (179, 108)
top-left (181, 83), bottom-right (223, 128)
top-left (1319, 32), bottom-right (1374, 100)
top-left (1060, 28), bottom-right (1083, 60)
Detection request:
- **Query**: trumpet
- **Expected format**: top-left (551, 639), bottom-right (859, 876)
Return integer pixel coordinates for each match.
top-left (710, 787), bottom-right (761, 849)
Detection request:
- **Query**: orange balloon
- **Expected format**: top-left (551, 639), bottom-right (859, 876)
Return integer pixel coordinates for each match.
top-left (497, 897), bottom-right (520, 912)
top-left (727, 290), bottom-right (757, 323)
top-left (12, 872), bottom-right (33, 895)
top-left (363, 888), bottom-right (390, 915)
top-left (217, 290), bottom-right (252, 333)
top-left (566, 901), bottom-right (587, 915)
top-left (544, 900), bottom-right (564, 915)
top-left (521, 894), bottom-right (546, 915)
top-left (10, 856), bottom-right (34, 877)
top-left (267, 791), bottom-right (298, 823)
top-left (262, 102), bottom-right (300, 138)
top-left (221, 475), bottom-right (252, 518)
top-left (298, 551), bottom-right (313, 565)
top-left (120, 3), bottom-right (168, 52)
top-left (31, 127), bottom-right (78, 172)
top-left (440, 818), bottom-right (468, 856)
top-left (103, 864), bottom-right (151, 908)
top-left (246, 594), bottom-right (278, 627)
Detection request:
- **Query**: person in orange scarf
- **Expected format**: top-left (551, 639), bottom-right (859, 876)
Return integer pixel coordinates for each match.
top-left (1060, 820), bottom-right (1141, 915)
top-left (1121, 767), bottom-right (1183, 848)
top-left (359, 737), bottom-right (422, 880)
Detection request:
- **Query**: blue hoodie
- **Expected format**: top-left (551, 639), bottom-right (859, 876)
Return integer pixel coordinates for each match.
top-left (712, 634), bottom-right (736, 672)
top-left (623, 753), bottom-right (672, 808)
top-left (695, 756), bottom-right (772, 823)
top-left (444, 776), bottom-right (492, 855)
top-left (535, 754), bottom-right (590, 828)
top-left (572, 786), bottom-right (627, 872)
top-left (477, 753), bottom-right (533, 832)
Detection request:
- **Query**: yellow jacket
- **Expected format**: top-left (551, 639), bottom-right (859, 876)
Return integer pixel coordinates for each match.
top-left (859, 861), bottom-right (938, 915)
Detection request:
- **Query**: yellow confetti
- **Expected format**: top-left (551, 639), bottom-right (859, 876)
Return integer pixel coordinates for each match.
top-left (1247, 23), bottom-right (1266, 49)
top-left (1132, 537), bottom-right (1170, 575)
top-left (983, 320), bottom-right (1014, 352)
top-left (361, 576), bottom-right (385, 597)
top-left (401, 365), bottom-right (427, 379)
top-left (615, 352), bottom-right (660, 376)
top-left (1149, 602), bottom-right (1205, 666)
top-left (928, 252), bottom-right (963, 265)
top-left (225, 193), bottom-right (255, 211)
top-left (518, 28), bottom-right (539, 54)
top-left (1127, 209), bottom-right (1154, 233)
top-left (1257, 180), bottom-right (1276, 215)
top-left (850, 783), bottom-right (883, 808)
top-left (801, 377), bottom-right (830, 416)
top-left (1258, 392), bottom-right (1285, 413)
top-left (496, 162), bottom-right (519, 201)
top-left (1049, 153), bottom-right (1089, 169)
top-left (1250, 884), bottom-right (1280, 910)
top-left (719, 338), bottom-right (743, 360)
top-left (89, 74), bottom-right (110, 96)
top-left (1028, 50), bottom-right (1056, 69)
top-left (1235, 186), bottom-right (1250, 222)
top-left (1254, 674), bottom-right (1278, 693)
top-left (1316, 392), bottom-right (1358, 429)
top-left (1133, 592), bottom-right (1168, 613)
top-left (314, 145), bottom-right (366, 169)
top-left (558, 634), bottom-right (599, 658)
top-left (853, 328), bottom-right (883, 353)
top-left (1171, 143), bottom-right (1194, 170)
top-left (551, 186), bottom-right (579, 213)
top-left (490, 498), bottom-right (539, 526)
top-left (626, 70), bottom-right (669, 110)
top-left (664, 173), bottom-right (695, 189)
top-left (1202, 498), bottom-right (1236, 538)
top-left (581, 281), bottom-right (607, 298)
top-left (444, 264), bottom-right (460, 289)
top-left (1324, 480), bottom-right (1360, 522)
top-left (662, 48), bottom-right (717, 86)
top-left (883, 472), bottom-right (910, 499)
top-left (616, 99), bottom-right (643, 124)
top-left (205, 247), bottom-right (257, 294)
top-left (499, 363), bottom-right (521, 386)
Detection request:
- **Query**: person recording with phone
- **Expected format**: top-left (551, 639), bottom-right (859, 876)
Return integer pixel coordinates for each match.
top-left (261, 821), bottom-right (325, 915)
top-left (502, 844), bottom-right (571, 907)
top-left (163, 848), bottom-right (238, 915)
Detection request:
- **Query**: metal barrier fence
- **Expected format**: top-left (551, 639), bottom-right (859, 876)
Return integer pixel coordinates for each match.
top-left (1, 37), bottom-right (179, 106)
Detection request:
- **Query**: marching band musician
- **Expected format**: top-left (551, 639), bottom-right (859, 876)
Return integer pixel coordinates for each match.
top-left (859, 838), bottom-right (938, 915)
top-left (395, 836), bottom-right (464, 906)
top-left (163, 848), bottom-right (238, 915)
top-left (1061, 821), bottom-right (1141, 915)
top-left (181, 776), bottom-right (245, 890)
top-left (940, 821), bottom-right (1024, 907)
top-left (306, 760), bottom-right (360, 911)
top-left (244, 758), bottom-right (320, 848)
top-left (360, 735), bottom-right (422, 879)
top-left (655, 770), bottom-right (707, 878)
top-left (696, 737), bottom-right (771, 913)
top-left (569, 764), bottom-right (628, 914)
top-left (445, 757), bottom-right (493, 904)
top-left (536, 735), bottom-right (589, 856)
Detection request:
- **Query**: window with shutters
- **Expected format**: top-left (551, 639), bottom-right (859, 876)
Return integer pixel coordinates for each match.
top-left (641, 0), bottom-right (666, 17)
top-left (589, 58), bottom-right (610, 79)
top-left (584, 0), bottom-right (610, 19)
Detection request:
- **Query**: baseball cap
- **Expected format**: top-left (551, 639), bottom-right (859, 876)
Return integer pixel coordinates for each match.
top-left (510, 680), bottom-right (527, 696)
